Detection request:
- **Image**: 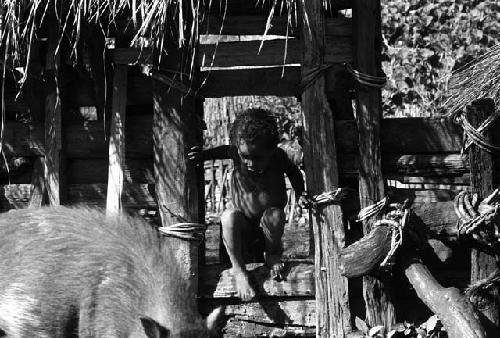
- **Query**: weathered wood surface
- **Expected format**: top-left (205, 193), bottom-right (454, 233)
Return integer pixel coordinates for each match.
top-left (467, 99), bottom-right (499, 329)
top-left (340, 226), bottom-right (392, 278)
top-left (106, 64), bottom-right (128, 215)
top-left (200, 300), bottom-right (316, 337)
top-left (0, 117), bottom-right (477, 158)
top-left (199, 66), bottom-right (301, 98)
top-left (61, 153), bottom-right (470, 184)
top-left (0, 183), bottom-right (463, 234)
top-left (111, 48), bottom-right (153, 65)
top-left (66, 159), bottom-right (154, 184)
top-left (299, 0), bottom-right (351, 336)
top-left (44, 18), bottom-right (64, 206)
top-left (340, 153), bottom-right (470, 177)
top-left (205, 0), bottom-right (351, 16)
top-left (199, 63), bottom-right (352, 98)
top-left (404, 258), bottom-right (487, 338)
top-left (354, 0), bottom-right (395, 327)
top-left (399, 175), bottom-right (471, 185)
top-left (202, 16), bottom-right (352, 37)
top-left (200, 299), bottom-right (316, 326)
top-left (152, 39), bottom-right (203, 297)
top-left (28, 158), bottom-right (45, 208)
top-left (199, 261), bottom-right (314, 298)
top-left (198, 36), bottom-right (352, 68)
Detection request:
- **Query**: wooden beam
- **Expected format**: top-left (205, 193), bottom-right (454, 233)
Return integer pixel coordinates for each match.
top-left (201, 16), bottom-right (351, 37)
top-left (28, 158), bottom-right (45, 208)
top-left (111, 48), bottom-right (153, 65)
top-left (152, 42), bottom-right (203, 298)
top-left (206, 0), bottom-right (352, 16)
top-left (336, 118), bottom-right (464, 154)
top-left (339, 153), bottom-right (470, 177)
top-left (44, 18), bottom-right (64, 206)
top-left (199, 261), bottom-right (314, 298)
top-left (353, 0), bottom-right (396, 328)
top-left (199, 300), bottom-right (316, 337)
top-left (199, 63), bottom-right (351, 98)
top-left (198, 35), bottom-right (351, 68)
top-left (152, 77), bottom-right (200, 223)
top-left (199, 66), bottom-right (301, 98)
top-left (299, 1), bottom-right (351, 337)
top-left (106, 65), bottom-right (128, 215)
top-left (0, 183), bottom-right (462, 241)
top-left (0, 118), bottom-right (471, 158)
top-left (467, 99), bottom-right (499, 330)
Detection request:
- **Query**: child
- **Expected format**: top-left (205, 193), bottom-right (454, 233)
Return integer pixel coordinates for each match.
top-left (189, 109), bottom-right (308, 301)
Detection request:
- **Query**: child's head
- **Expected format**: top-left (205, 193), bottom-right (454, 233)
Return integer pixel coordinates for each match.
top-left (230, 109), bottom-right (279, 173)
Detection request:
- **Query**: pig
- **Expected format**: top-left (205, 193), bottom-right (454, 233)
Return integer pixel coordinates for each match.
top-left (0, 206), bottom-right (220, 337)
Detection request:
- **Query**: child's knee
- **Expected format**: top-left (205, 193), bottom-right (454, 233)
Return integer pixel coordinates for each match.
top-left (220, 208), bottom-right (245, 231)
top-left (261, 207), bottom-right (285, 232)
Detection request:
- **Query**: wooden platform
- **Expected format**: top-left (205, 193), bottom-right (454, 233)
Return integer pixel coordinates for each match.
top-left (199, 261), bottom-right (316, 337)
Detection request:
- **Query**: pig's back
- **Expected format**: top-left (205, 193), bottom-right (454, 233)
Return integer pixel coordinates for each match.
top-left (0, 206), bottom-right (199, 337)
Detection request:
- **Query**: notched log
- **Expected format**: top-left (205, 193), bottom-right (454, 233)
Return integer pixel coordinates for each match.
top-left (340, 226), bottom-right (392, 278)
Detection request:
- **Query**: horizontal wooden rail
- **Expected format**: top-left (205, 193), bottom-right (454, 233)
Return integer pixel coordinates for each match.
top-left (0, 184), bottom-right (465, 239)
top-left (199, 261), bottom-right (314, 298)
top-left (204, 0), bottom-right (351, 16)
top-left (3, 117), bottom-right (466, 157)
top-left (201, 16), bottom-right (352, 37)
top-left (199, 62), bottom-right (351, 98)
top-left (198, 260), bottom-right (315, 338)
top-left (198, 35), bottom-right (352, 68)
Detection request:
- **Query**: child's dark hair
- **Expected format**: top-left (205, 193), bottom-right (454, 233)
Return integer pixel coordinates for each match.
top-left (230, 109), bottom-right (279, 148)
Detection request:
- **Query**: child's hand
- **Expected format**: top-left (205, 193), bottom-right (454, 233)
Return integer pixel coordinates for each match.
top-left (298, 191), bottom-right (313, 209)
top-left (188, 146), bottom-right (205, 161)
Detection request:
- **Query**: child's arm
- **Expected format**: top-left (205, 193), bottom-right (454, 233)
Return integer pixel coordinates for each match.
top-left (188, 145), bottom-right (235, 161)
top-left (277, 148), bottom-right (305, 198)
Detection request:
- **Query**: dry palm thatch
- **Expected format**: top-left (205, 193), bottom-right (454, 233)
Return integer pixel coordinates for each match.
top-left (445, 43), bottom-right (500, 118)
top-left (1, 0), bottom-right (209, 74)
top-left (0, 0), bottom-right (338, 71)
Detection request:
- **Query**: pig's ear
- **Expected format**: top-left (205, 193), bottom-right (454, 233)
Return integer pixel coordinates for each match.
top-left (140, 316), bottom-right (170, 338)
top-left (205, 306), bottom-right (227, 338)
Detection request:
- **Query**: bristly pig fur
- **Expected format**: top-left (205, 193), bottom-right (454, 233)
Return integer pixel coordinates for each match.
top-left (0, 206), bottom-right (210, 337)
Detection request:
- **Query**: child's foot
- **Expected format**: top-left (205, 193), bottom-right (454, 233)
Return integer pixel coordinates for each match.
top-left (233, 270), bottom-right (255, 301)
top-left (265, 253), bottom-right (284, 280)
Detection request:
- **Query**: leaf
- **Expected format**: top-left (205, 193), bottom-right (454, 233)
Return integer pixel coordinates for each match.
top-left (355, 317), bottom-right (370, 335)
top-left (387, 329), bottom-right (397, 338)
top-left (369, 325), bottom-right (386, 337)
top-left (425, 315), bottom-right (439, 332)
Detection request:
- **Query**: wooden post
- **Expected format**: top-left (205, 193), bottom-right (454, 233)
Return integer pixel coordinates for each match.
top-left (106, 64), bottom-right (128, 215)
top-left (29, 158), bottom-right (46, 208)
top-left (467, 99), bottom-right (499, 328)
top-left (299, 1), bottom-right (352, 337)
top-left (152, 48), bottom-right (202, 295)
top-left (353, 0), bottom-right (396, 328)
top-left (43, 17), bottom-right (64, 206)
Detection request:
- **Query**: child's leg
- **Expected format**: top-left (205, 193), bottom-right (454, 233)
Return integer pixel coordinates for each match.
top-left (220, 208), bottom-right (256, 301)
top-left (260, 207), bottom-right (285, 279)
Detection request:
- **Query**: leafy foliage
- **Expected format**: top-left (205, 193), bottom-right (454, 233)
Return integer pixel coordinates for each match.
top-left (381, 0), bottom-right (500, 117)
top-left (355, 315), bottom-right (447, 338)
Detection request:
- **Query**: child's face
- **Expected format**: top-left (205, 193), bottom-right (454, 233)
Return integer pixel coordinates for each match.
top-left (237, 140), bottom-right (273, 174)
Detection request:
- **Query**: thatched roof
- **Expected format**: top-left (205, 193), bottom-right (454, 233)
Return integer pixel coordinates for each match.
top-left (445, 43), bottom-right (500, 117)
top-left (0, 0), bottom-right (335, 74)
